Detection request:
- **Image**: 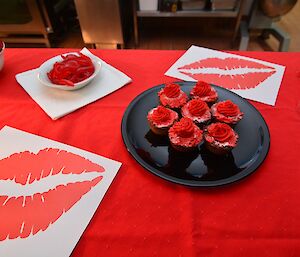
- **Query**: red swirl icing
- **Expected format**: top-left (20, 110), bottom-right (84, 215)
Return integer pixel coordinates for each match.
top-left (193, 81), bottom-right (212, 96)
top-left (172, 118), bottom-right (194, 138)
top-left (188, 99), bottom-right (208, 117)
top-left (216, 100), bottom-right (239, 117)
top-left (164, 83), bottom-right (180, 98)
top-left (151, 106), bottom-right (171, 123)
top-left (207, 123), bottom-right (234, 142)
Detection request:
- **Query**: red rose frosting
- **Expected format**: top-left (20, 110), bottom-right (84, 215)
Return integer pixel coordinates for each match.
top-left (207, 123), bottom-right (233, 142)
top-left (188, 99), bottom-right (208, 116)
top-left (211, 100), bottom-right (244, 125)
top-left (151, 106), bottom-right (171, 123)
top-left (193, 81), bottom-right (212, 96)
top-left (164, 83), bottom-right (180, 98)
top-left (147, 106), bottom-right (178, 130)
top-left (190, 81), bottom-right (218, 104)
top-left (216, 100), bottom-right (239, 117)
top-left (169, 117), bottom-right (203, 149)
top-left (158, 83), bottom-right (188, 109)
top-left (172, 117), bottom-right (194, 138)
top-left (181, 99), bottom-right (211, 125)
top-left (205, 123), bottom-right (238, 147)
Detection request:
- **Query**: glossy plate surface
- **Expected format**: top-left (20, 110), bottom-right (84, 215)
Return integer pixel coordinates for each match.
top-left (121, 82), bottom-right (270, 187)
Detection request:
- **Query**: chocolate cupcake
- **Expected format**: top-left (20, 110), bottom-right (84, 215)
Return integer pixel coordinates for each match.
top-left (147, 106), bottom-right (179, 136)
top-left (190, 81), bottom-right (218, 105)
top-left (158, 83), bottom-right (188, 111)
top-left (204, 122), bottom-right (238, 155)
top-left (211, 100), bottom-right (243, 126)
top-left (181, 99), bottom-right (211, 127)
top-left (168, 117), bottom-right (203, 152)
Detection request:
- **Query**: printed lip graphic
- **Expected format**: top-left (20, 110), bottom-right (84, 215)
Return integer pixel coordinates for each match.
top-left (0, 148), bottom-right (104, 241)
top-left (178, 57), bottom-right (276, 90)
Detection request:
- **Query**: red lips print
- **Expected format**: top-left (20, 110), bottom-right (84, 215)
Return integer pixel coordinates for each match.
top-left (178, 57), bottom-right (276, 90)
top-left (0, 148), bottom-right (104, 241)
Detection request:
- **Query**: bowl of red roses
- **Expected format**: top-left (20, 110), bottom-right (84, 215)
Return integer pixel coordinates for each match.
top-left (37, 52), bottom-right (101, 91)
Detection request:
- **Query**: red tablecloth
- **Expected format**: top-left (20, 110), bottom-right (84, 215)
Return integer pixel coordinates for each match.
top-left (0, 49), bottom-right (299, 257)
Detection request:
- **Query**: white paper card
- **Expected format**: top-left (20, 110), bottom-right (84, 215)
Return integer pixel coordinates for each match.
top-left (165, 45), bottom-right (285, 106)
top-left (0, 126), bottom-right (121, 257)
top-left (16, 48), bottom-right (132, 120)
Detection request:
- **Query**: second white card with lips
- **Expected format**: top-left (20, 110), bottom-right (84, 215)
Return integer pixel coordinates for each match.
top-left (0, 126), bottom-right (121, 257)
top-left (165, 45), bottom-right (285, 106)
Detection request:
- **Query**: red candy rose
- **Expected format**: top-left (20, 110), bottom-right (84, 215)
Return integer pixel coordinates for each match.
top-left (164, 83), bottom-right (180, 98)
top-left (207, 123), bottom-right (234, 142)
top-left (173, 118), bottom-right (194, 138)
top-left (193, 81), bottom-right (212, 96)
top-left (188, 99), bottom-right (208, 116)
top-left (151, 106), bottom-right (171, 123)
top-left (47, 53), bottom-right (95, 87)
top-left (216, 100), bottom-right (239, 117)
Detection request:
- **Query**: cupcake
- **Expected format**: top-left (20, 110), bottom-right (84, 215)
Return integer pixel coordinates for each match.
top-left (181, 99), bottom-right (211, 127)
top-left (190, 81), bottom-right (218, 105)
top-left (168, 117), bottom-right (203, 152)
top-left (158, 83), bottom-right (188, 111)
top-left (147, 106), bottom-right (179, 136)
top-left (204, 122), bottom-right (238, 155)
top-left (211, 100), bottom-right (243, 126)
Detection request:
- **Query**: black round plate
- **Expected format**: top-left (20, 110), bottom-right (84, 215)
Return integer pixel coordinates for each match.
top-left (121, 82), bottom-right (270, 187)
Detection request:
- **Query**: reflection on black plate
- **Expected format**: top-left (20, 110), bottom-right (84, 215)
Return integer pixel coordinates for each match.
top-left (121, 82), bottom-right (270, 187)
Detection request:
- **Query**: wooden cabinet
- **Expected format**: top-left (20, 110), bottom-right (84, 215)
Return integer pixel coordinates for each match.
top-left (133, 0), bottom-right (245, 47)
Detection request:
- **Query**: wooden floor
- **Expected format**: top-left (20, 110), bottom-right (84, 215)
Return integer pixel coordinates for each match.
top-left (39, 1), bottom-right (300, 52)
